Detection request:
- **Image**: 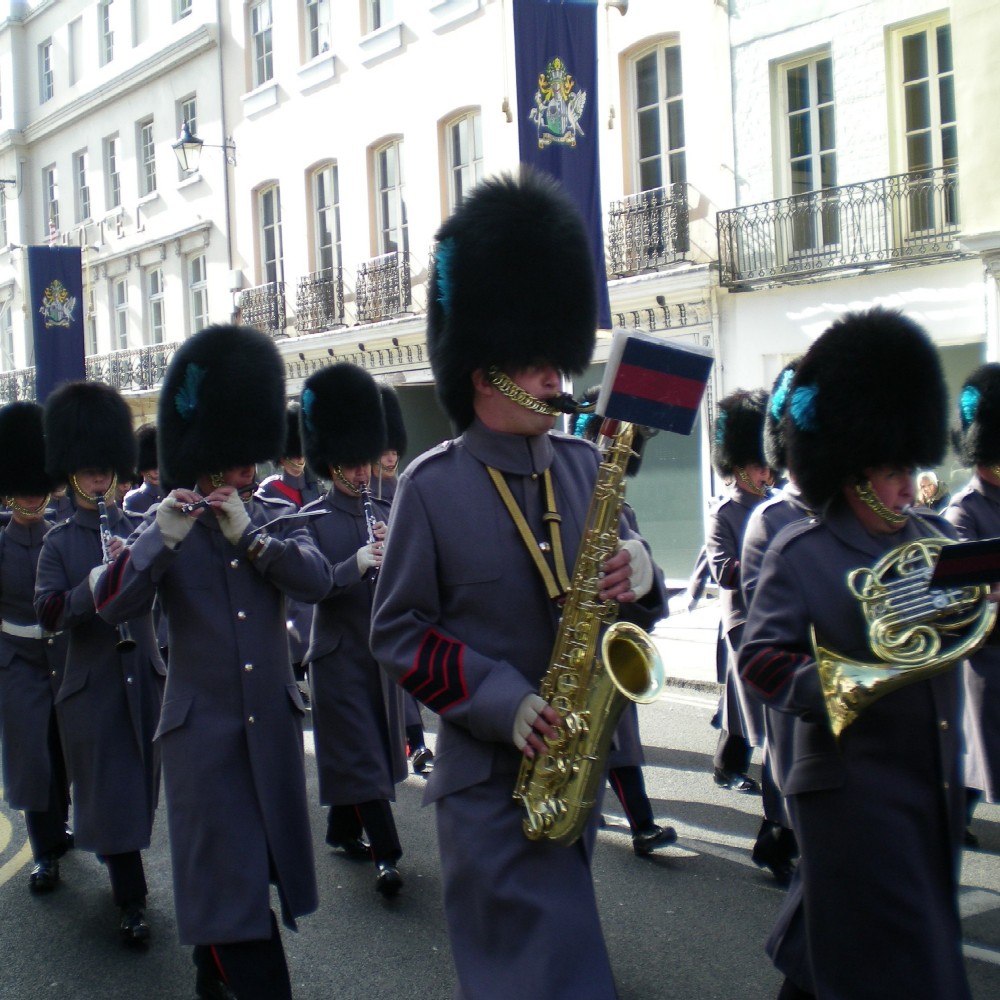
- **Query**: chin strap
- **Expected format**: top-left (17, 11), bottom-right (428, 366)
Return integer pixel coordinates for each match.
top-left (487, 367), bottom-right (564, 416)
top-left (854, 479), bottom-right (908, 527)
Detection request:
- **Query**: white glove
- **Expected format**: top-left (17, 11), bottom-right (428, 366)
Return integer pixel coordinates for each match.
top-left (156, 494), bottom-right (194, 550)
top-left (218, 490), bottom-right (251, 545)
top-left (620, 539), bottom-right (654, 600)
top-left (512, 693), bottom-right (548, 751)
top-left (356, 543), bottom-right (379, 574)
top-left (88, 564), bottom-right (106, 595)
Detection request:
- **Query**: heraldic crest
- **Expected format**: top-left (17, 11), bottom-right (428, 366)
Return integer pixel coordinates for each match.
top-left (530, 56), bottom-right (587, 149)
top-left (38, 279), bottom-right (77, 329)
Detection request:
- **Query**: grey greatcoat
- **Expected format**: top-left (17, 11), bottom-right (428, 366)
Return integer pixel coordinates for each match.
top-left (945, 473), bottom-right (1000, 801)
top-left (123, 481), bottom-right (163, 515)
top-left (0, 519), bottom-right (68, 811)
top-left (302, 487), bottom-right (406, 805)
top-left (96, 502), bottom-right (332, 945)
top-left (371, 420), bottom-right (666, 1000)
top-left (34, 506), bottom-right (165, 855)
top-left (740, 503), bottom-right (970, 1000)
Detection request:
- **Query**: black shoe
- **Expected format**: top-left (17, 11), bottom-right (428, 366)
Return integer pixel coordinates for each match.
top-left (752, 851), bottom-right (795, 887)
top-left (28, 855), bottom-right (60, 893)
top-left (375, 861), bottom-right (403, 898)
top-left (411, 746), bottom-right (434, 773)
top-left (632, 824), bottom-right (677, 856)
top-left (965, 827), bottom-right (980, 849)
top-left (326, 835), bottom-right (371, 859)
top-left (713, 767), bottom-right (760, 793)
top-left (196, 968), bottom-right (238, 1000)
top-left (52, 829), bottom-right (74, 859)
top-left (119, 905), bottom-right (150, 945)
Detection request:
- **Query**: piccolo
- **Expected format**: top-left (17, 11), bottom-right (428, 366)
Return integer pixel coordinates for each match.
top-left (180, 483), bottom-right (257, 514)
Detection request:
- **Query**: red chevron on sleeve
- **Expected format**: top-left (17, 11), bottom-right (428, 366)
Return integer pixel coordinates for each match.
top-left (401, 628), bottom-right (468, 714)
top-left (37, 592), bottom-right (66, 633)
top-left (740, 647), bottom-right (810, 699)
top-left (95, 549), bottom-right (131, 612)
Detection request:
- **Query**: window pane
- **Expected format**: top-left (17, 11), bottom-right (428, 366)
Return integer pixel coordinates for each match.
top-left (938, 76), bottom-right (955, 125)
top-left (668, 151), bottom-right (687, 186)
top-left (941, 125), bottom-right (958, 166)
top-left (666, 101), bottom-right (685, 152)
top-left (936, 25), bottom-right (952, 73)
top-left (788, 113), bottom-right (810, 157)
top-left (637, 107), bottom-right (660, 160)
top-left (664, 46), bottom-right (682, 100)
top-left (786, 65), bottom-right (809, 112)
top-left (639, 159), bottom-right (661, 192)
top-left (906, 133), bottom-right (932, 172)
top-left (820, 152), bottom-right (837, 188)
top-left (818, 105), bottom-right (836, 152)
top-left (635, 53), bottom-right (657, 109)
top-left (790, 160), bottom-right (813, 194)
top-left (815, 57), bottom-right (833, 104)
top-left (902, 33), bottom-right (927, 82)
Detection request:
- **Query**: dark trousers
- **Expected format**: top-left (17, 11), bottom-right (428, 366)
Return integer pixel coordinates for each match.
top-left (327, 800), bottom-right (401, 863)
top-left (607, 765), bottom-right (655, 835)
top-left (105, 851), bottom-right (147, 908)
top-left (194, 910), bottom-right (291, 1000)
top-left (714, 729), bottom-right (752, 775)
top-left (24, 709), bottom-right (71, 860)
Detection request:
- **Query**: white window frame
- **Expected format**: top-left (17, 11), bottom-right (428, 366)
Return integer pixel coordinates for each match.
top-left (74, 150), bottom-right (91, 223)
top-left (43, 165), bottom-right (59, 235)
top-left (367, 0), bottom-right (394, 32)
top-left (68, 17), bottom-right (83, 87)
top-left (189, 253), bottom-right (209, 333)
top-left (99, 0), bottom-right (114, 66)
top-left (374, 140), bottom-right (407, 256)
top-left (258, 184), bottom-right (283, 285)
top-left (174, 0), bottom-right (193, 22)
top-left (112, 275), bottom-right (129, 350)
top-left (138, 117), bottom-right (156, 196)
top-left (85, 286), bottom-right (98, 356)
top-left (304, 0), bottom-right (330, 60)
top-left (445, 111), bottom-right (483, 213)
top-left (0, 300), bottom-right (13, 372)
top-left (312, 163), bottom-right (341, 273)
top-left (251, 0), bottom-right (274, 88)
top-left (146, 267), bottom-right (165, 345)
top-left (39, 39), bottom-right (54, 103)
top-left (629, 41), bottom-right (686, 193)
top-left (105, 134), bottom-right (122, 210)
top-left (0, 192), bottom-right (7, 247)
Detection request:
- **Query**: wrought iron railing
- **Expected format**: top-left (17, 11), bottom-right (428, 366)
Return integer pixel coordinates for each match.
top-left (606, 183), bottom-right (690, 277)
top-left (0, 367), bottom-right (36, 404)
top-left (355, 250), bottom-right (411, 324)
top-left (239, 281), bottom-right (287, 337)
top-left (284, 341), bottom-right (428, 383)
top-left (86, 342), bottom-right (180, 392)
top-left (717, 168), bottom-right (961, 287)
top-left (296, 268), bottom-right (345, 332)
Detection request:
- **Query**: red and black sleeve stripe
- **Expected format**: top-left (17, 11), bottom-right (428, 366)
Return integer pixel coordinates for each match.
top-left (741, 646), bottom-right (810, 699)
top-left (94, 549), bottom-right (131, 612)
top-left (401, 628), bottom-right (468, 714)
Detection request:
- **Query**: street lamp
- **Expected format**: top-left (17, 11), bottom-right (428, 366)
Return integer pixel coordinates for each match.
top-left (172, 122), bottom-right (237, 173)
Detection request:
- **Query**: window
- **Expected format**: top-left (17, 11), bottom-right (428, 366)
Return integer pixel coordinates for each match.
top-left (189, 253), bottom-right (209, 332)
top-left (105, 134), bottom-right (121, 209)
top-left (0, 192), bottom-right (7, 246)
top-left (131, 0), bottom-right (148, 47)
top-left (138, 117), bottom-right (156, 196)
top-left (446, 112), bottom-right (483, 212)
top-left (304, 0), bottom-right (330, 59)
top-left (367, 0), bottom-right (394, 32)
top-left (99, 1), bottom-right (114, 66)
top-left (632, 43), bottom-right (686, 191)
top-left (112, 276), bottom-right (128, 350)
top-left (174, 0), bottom-right (193, 21)
top-left (259, 185), bottom-right (283, 284)
top-left (74, 150), bottom-right (91, 222)
top-left (43, 166), bottom-right (59, 237)
top-left (39, 40), bottom-right (54, 103)
top-left (146, 267), bottom-right (165, 345)
top-left (312, 163), bottom-right (341, 272)
top-left (68, 18), bottom-right (83, 86)
top-left (85, 287), bottom-right (97, 356)
top-left (781, 53), bottom-right (838, 251)
top-left (0, 300), bottom-right (13, 372)
top-left (251, 0), bottom-right (274, 87)
top-left (374, 141), bottom-right (407, 255)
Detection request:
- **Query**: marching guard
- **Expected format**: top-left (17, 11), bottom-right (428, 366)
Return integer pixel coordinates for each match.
top-left (123, 423), bottom-right (163, 515)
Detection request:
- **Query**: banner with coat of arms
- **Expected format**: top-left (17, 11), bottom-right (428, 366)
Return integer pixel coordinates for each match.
top-left (513, 0), bottom-right (611, 330)
top-left (27, 245), bottom-right (86, 403)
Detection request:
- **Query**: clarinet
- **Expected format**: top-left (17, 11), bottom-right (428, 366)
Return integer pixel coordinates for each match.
top-left (96, 497), bottom-right (137, 652)
top-left (360, 485), bottom-right (380, 577)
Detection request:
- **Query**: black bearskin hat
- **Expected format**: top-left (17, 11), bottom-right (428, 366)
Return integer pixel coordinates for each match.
top-left (763, 359), bottom-right (801, 473)
top-left (44, 381), bottom-right (136, 484)
top-left (158, 325), bottom-right (286, 489)
top-left (135, 423), bottom-right (158, 474)
top-left (712, 389), bottom-right (768, 479)
top-left (0, 401), bottom-right (53, 496)
top-left (955, 363), bottom-right (1000, 466)
top-left (301, 363), bottom-right (387, 476)
top-left (380, 386), bottom-right (408, 457)
top-left (280, 402), bottom-right (304, 461)
top-left (785, 308), bottom-right (946, 507)
top-left (428, 168), bottom-right (597, 431)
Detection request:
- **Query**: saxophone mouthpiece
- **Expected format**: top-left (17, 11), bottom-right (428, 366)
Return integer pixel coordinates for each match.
top-left (548, 393), bottom-right (592, 415)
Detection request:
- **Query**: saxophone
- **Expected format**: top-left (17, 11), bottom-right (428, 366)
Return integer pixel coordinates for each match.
top-left (513, 419), bottom-right (666, 846)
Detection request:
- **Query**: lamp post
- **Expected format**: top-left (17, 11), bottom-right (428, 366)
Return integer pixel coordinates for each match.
top-left (171, 122), bottom-right (236, 173)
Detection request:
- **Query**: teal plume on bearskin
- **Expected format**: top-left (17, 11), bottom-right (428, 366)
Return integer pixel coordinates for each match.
top-left (158, 325), bottom-right (286, 489)
top-left (954, 363), bottom-right (1000, 466)
top-left (43, 381), bottom-right (136, 484)
top-left (712, 389), bottom-right (768, 479)
top-left (0, 401), bottom-right (54, 497)
top-left (301, 363), bottom-right (387, 477)
top-left (785, 307), bottom-right (946, 507)
top-left (764, 360), bottom-right (801, 473)
top-left (428, 169), bottom-right (597, 431)
top-left (379, 385), bottom-right (407, 457)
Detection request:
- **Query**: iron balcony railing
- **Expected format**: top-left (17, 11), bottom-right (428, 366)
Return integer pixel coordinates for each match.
top-left (239, 281), bottom-right (287, 337)
top-left (355, 250), bottom-right (412, 325)
top-left (717, 168), bottom-right (961, 287)
top-left (296, 267), bottom-right (345, 333)
top-left (284, 341), bottom-right (429, 383)
top-left (0, 367), bottom-right (37, 404)
top-left (606, 183), bottom-right (690, 277)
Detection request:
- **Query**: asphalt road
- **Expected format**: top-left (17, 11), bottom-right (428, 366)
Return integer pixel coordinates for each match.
top-left (1, 687), bottom-right (999, 1000)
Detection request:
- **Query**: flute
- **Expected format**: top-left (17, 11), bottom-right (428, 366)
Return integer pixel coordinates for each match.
top-left (180, 483), bottom-right (258, 514)
top-left (96, 497), bottom-right (137, 652)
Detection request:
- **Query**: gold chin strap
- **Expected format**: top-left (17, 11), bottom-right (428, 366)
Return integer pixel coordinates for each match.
top-left (487, 367), bottom-right (562, 416)
top-left (69, 473), bottom-right (117, 504)
top-left (734, 467), bottom-right (768, 497)
top-left (854, 479), bottom-right (908, 527)
top-left (333, 466), bottom-right (362, 495)
top-left (284, 459), bottom-right (306, 476)
top-left (5, 495), bottom-right (51, 517)
top-left (988, 465), bottom-right (1000, 484)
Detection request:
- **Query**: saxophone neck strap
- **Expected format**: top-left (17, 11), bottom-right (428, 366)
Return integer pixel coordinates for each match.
top-left (486, 465), bottom-right (571, 601)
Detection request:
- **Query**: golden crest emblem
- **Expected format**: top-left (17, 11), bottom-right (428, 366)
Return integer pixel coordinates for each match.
top-left (529, 56), bottom-right (587, 149)
top-left (39, 279), bottom-right (77, 329)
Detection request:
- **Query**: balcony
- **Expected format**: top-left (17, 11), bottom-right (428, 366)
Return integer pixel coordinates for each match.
top-left (0, 367), bottom-right (37, 404)
top-left (355, 251), bottom-right (412, 324)
top-left (239, 281), bottom-right (287, 337)
top-left (296, 268), bottom-right (346, 333)
top-left (717, 168), bottom-right (962, 288)
top-left (606, 183), bottom-right (690, 277)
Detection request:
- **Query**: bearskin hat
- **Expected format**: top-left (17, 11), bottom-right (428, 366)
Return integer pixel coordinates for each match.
top-left (158, 325), bottom-right (286, 489)
top-left (44, 381), bottom-right (136, 485)
top-left (763, 359), bottom-right (801, 473)
top-left (954, 363), bottom-right (1000, 466)
top-left (428, 168), bottom-right (597, 431)
top-left (785, 308), bottom-right (946, 508)
top-left (135, 423), bottom-right (158, 475)
top-left (0, 401), bottom-right (53, 496)
top-left (280, 402), bottom-right (304, 461)
top-left (301, 363), bottom-right (387, 477)
top-left (712, 389), bottom-right (768, 479)
top-left (380, 386), bottom-right (408, 457)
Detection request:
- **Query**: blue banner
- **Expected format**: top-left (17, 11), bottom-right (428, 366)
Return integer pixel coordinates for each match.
top-left (26, 246), bottom-right (85, 403)
top-left (513, 0), bottom-right (611, 330)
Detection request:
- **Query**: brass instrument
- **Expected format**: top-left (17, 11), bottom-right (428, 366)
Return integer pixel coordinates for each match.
top-left (96, 497), bottom-right (137, 653)
top-left (513, 419), bottom-right (666, 846)
top-left (814, 535), bottom-right (996, 737)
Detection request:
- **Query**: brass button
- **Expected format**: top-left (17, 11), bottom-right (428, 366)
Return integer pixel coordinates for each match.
top-left (943, 780), bottom-right (950, 791)
top-left (248, 715), bottom-right (255, 725)
top-left (539, 541), bottom-right (551, 552)
top-left (126, 676), bottom-right (134, 684)
top-left (237, 610), bottom-right (247, 621)
top-left (244, 663), bottom-right (253, 672)
top-left (939, 720), bottom-right (949, 731)
top-left (230, 559), bottom-right (240, 569)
